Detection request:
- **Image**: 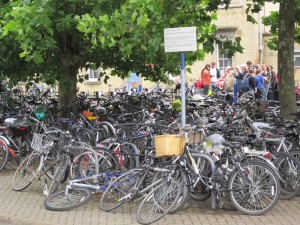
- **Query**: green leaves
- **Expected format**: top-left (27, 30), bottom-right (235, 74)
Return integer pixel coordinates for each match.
top-left (0, 0), bottom-right (246, 87)
top-left (137, 14), bottom-right (149, 28)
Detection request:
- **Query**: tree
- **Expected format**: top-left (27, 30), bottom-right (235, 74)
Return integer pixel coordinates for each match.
top-left (247, 0), bottom-right (297, 119)
top-left (0, 0), bottom-right (243, 116)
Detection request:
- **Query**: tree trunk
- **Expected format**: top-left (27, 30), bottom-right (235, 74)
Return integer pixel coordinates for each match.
top-left (58, 69), bottom-right (78, 117)
top-left (278, 0), bottom-right (297, 119)
top-left (56, 32), bottom-right (82, 118)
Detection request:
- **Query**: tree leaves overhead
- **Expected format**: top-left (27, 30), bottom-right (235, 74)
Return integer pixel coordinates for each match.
top-left (246, 0), bottom-right (300, 50)
top-left (0, 0), bottom-right (243, 86)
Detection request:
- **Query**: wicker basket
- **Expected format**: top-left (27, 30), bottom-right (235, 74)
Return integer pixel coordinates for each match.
top-left (188, 131), bottom-right (204, 145)
top-left (154, 134), bottom-right (186, 157)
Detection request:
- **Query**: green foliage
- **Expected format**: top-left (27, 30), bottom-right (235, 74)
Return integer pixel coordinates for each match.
top-left (246, 0), bottom-right (300, 50)
top-left (0, 0), bottom-right (243, 87)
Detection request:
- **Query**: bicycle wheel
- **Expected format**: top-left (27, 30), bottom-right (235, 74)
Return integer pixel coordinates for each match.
top-left (152, 164), bottom-right (190, 214)
top-left (95, 148), bottom-right (121, 173)
top-left (12, 152), bottom-right (41, 191)
top-left (94, 121), bottom-right (116, 139)
top-left (44, 187), bottom-right (92, 211)
top-left (71, 149), bottom-right (120, 185)
top-left (190, 153), bottom-right (214, 201)
top-left (99, 169), bottom-right (142, 212)
top-left (118, 143), bottom-right (139, 170)
top-left (273, 152), bottom-right (300, 200)
top-left (228, 160), bottom-right (280, 215)
top-left (289, 149), bottom-right (300, 196)
top-left (48, 158), bottom-right (69, 196)
top-left (43, 154), bottom-right (60, 180)
top-left (137, 180), bottom-right (181, 225)
top-left (75, 128), bottom-right (95, 146)
top-left (0, 138), bottom-right (9, 171)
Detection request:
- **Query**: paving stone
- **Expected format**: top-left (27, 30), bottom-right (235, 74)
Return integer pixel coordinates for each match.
top-left (1, 169), bottom-right (300, 225)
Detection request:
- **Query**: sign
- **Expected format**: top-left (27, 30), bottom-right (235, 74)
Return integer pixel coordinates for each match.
top-left (164, 27), bottom-right (197, 52)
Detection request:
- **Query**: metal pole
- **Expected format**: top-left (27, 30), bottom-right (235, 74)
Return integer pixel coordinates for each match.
top-left (180, 52), bottom-right (186, 128)
top-left (234, 78), bottom-right (238, 106)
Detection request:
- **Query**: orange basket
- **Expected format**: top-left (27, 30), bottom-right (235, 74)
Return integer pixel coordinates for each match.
top-left (82, 111), bottom-right (94, 119)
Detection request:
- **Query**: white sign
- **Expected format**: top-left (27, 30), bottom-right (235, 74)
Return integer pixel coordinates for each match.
top-left (164, 27), bottom-right (197, 52)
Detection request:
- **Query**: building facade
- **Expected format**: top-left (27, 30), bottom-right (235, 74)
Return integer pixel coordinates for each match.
top-left (18, 1), bottom-right (300, 94)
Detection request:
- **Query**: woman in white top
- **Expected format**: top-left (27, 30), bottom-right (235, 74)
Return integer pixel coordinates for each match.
top-left (210, 62), bottom-right (220, 93)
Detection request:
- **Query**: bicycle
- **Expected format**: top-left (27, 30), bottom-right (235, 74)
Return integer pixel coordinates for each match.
top-left (47, 147), bottom-right (120, 194)
top-left (44, 147), bottom-right (125, 211)
top-left (0, 114), bottom-right (47, 171)
top-left (99, 154), bottom-right (182, 224)
top-left (160, 127), bottom-right (281, 215)
top-left (11, 133), bottom-right (55, 191)
top-left (244, 120), bottom-right (300, 200)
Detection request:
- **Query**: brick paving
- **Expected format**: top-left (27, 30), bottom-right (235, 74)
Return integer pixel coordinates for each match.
top-left (1, 168), bottom-right (300, 225)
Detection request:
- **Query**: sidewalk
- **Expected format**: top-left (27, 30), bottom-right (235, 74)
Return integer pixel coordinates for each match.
top-left (1, 168), bottom-right (300, 225)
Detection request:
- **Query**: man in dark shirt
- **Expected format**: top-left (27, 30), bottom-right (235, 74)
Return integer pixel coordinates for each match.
top-left (241, 67), bottom-right (257, 96)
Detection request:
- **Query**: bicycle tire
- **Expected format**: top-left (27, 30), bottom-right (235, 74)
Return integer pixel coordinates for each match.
top-left (75, 128), bottom-right (95, 146)
top-left (42, 154), bottom-right (61, 180)
top-left (94, 121), bottom-right (116, 139)
top-left (137, 180), bottom-right (181, 224)
top-left (94, 148), bottom-right (121, 173)
top-left (118, 143), bottom-right (139, 170)
top-left (190, 153), bottom-right (215, 201)
top-left (152, 164), bottom-right (190, 214)
top-left (228, 160), bottom-right (280, 215)
top-left (71, 149), bottom-right (120, 185)
top-left (12, 152), bottom-right (41, 191)
top-left (289, 149), bottom-right (300, 196)
top-left (273, 152), bottom-right (300, 200)
top-left (0, 138), bottom-right (9, 171)
top-left (48, 158), bottom-right (69, 196)
top-left (44, 187), bottom-right (92, 211)
top-left (99, 169), bottom-right (142, 212)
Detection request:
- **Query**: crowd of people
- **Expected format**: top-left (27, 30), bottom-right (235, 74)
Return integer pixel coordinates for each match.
top-left (199, 60), bottom-right (278, 100)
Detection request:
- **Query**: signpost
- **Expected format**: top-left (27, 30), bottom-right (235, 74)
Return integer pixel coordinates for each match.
top-left (164, 27), bottom-right (197, 128)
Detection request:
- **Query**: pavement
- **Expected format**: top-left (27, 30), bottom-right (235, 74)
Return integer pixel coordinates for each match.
top-left (1, 167), bottom-right (300, 225)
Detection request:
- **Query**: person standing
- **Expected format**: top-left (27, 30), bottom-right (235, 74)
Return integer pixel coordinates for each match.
top-left (255, 68), bottom-right (266, 99)
top-left (223, 67), bottom-right (235, 93)
top-left (201, 64), bottom-right (211, 95)
top-left (217, 66), bottom-right (231, 90)
top-left (269, 65), bottom-right (276, 90)
top-left (223, 67), bottom-right (235, 104)
top-left (241, 67), bottom-right (257, 96)
top-left (234, 65), bottom-right (245, 94)
top-left (262, 65), bottom-right (271, 99)
top-left (246, 60), bottom-right (253, 69)
top-left (209, 62), bottom-right (220, 93)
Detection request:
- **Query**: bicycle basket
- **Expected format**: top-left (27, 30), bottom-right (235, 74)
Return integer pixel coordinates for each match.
top-left (188, 131), bottom-right (204, 145)
top-left (154, 134), bottom-right (185, 157)
top-left (31, 133), bottom-right (54, 153)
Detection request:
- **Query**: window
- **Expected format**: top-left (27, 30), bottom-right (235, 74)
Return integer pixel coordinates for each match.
top-left (219, 0), bottom-right (243, 8)
top-left (215, 29), bottom-right (235, 75)
top-left (294, 52), bottom-right (300, 67)
top-left (217, 43), bottom-right (232, 75)
top-left (86, 68), bottom-right (100, 82)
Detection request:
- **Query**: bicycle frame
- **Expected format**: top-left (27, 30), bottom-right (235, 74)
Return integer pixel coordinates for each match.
top-left (60, 147), bottom-right (123, 194)
top-left (265, 136), bottom-right (292, 153)
top-left (99, 138), bottom-right (140, 168)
